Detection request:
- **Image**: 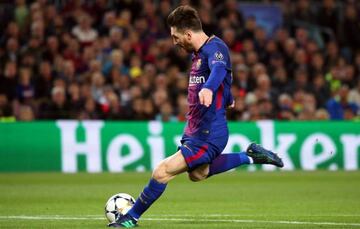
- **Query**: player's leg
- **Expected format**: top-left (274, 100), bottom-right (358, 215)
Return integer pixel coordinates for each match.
top-left (108, 150), bottom-right (188, 227)
top-left (182, 136), bottom-right (248, 180)
top-left (183, 135), bottom-right (251, 179)
top-left (207, 143), bottom-right (284, 177)
top-left (151, 149), bottom-right (189, 183)
top-left (187, 152), bottom-right (251, 180)
top-left (188, 164), bottom-right (209, 182)
top-left (207, 152), bottom-right (251, 177)
top-left (127, 150), bottom-right (187, 218)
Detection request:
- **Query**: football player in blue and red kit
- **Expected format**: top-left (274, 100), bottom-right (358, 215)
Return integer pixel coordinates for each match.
top-left (109, 5), bottom-right (284, 228)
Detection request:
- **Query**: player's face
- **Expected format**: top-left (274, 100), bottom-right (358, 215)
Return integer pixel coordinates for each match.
top-left (170, 27), bottom-right (194, 53)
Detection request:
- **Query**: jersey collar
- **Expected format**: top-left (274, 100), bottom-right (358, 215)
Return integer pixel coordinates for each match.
top-left (195, 35), bottom-right (215, 54)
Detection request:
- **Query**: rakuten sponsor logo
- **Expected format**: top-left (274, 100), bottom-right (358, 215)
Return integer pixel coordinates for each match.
top-left (189, 75), bottom-right (205, 85)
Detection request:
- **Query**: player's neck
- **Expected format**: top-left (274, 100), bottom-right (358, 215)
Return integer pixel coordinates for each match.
top-left (193, 32), bottom-right (209, 53)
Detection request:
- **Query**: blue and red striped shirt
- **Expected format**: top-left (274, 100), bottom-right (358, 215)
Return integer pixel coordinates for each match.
top-left (185, 36), bottom-right (233, 140)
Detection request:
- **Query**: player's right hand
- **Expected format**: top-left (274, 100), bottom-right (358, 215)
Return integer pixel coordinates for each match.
top-left (198, 88), bottom-right (213, 107)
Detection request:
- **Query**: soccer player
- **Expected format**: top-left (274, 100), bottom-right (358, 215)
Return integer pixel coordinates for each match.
top-left (108, 5), bottom-right (283, 228)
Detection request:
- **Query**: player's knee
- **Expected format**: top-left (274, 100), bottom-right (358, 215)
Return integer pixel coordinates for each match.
top-left (188, 171), bottom-right (207, 182)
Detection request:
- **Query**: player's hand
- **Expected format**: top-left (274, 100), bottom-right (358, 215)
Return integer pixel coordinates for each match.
top-left (227, 100), bottom-right (235, 109)
top-left (199, 88), bottom-right (213, 107)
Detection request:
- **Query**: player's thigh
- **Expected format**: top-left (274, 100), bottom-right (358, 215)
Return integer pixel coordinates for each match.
top-left (152, 150), bottom-right (188, 182)
top-left (188, 164), bottom-right (210, 182)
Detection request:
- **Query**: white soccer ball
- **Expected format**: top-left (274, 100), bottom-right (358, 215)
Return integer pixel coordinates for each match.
top-left (104, 193), bottom-right (136, 222)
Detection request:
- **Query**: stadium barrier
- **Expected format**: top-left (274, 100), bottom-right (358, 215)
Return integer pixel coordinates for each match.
top-left (0, 121), bottom-right (359, 172)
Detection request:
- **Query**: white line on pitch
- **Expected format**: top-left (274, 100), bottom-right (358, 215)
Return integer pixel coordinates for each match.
top-left (84, 214), bottom-right (360, 217)
top-left (0, 215), bottom-right (360, 227)
top-left (148, 214), bottom-right (360, 218)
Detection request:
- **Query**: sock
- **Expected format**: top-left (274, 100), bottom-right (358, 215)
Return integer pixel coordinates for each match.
top-left (208, 153), bottom-right (251, 177)
top-left (127, 178), bottom-right (167, 220)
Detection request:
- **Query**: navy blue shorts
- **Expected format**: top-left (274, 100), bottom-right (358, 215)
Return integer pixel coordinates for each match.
top-left (178, 134), bottom-right (228, 171)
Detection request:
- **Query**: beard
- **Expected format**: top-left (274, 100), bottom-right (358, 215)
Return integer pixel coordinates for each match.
top-left (177, 42), bottom-right (194, 53)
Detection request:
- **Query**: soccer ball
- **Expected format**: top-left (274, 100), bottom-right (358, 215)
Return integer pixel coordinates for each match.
top-left (104, 193), bottom-right (136, 222)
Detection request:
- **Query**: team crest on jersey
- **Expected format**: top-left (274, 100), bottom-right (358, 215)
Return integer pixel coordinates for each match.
top-left (195, 59), bottom-right (202, 70)
top-left (214, 51), bottom-right (224, 60)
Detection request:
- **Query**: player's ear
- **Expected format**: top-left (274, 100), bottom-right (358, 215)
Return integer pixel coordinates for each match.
top-left (185, 30), bottom-right (192, 40)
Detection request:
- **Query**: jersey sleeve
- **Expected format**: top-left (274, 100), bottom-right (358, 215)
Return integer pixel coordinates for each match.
top-left (203, 43), bottom-right (231, 92)
top-left (206, 43), bottom-right (231, 71)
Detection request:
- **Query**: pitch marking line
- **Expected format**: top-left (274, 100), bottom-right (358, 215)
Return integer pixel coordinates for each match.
top-left (150, 214), bottom-right (360, 218)
top-left (85, 214), bottom-right (360, 217)
top-left (0, 215), bottom-right (360, 227)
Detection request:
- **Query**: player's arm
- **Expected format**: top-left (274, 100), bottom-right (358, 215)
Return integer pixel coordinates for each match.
top-left (199, 64), bottom-right (227, 107)
top-left (199, 47), bottom-right (232, 107)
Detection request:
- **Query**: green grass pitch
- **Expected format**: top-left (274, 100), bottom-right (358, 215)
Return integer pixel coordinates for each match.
top-left (0, 171), bottom-right (360, 228)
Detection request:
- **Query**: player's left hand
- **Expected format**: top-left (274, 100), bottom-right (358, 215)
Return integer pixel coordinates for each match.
top-left (227, 100), bottom-right (235, 109)
top-left (199, 88), bottom-right (213, 107)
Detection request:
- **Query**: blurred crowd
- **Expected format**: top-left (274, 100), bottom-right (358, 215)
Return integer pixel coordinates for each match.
top-left (0, 0), bottom-right (359, 122)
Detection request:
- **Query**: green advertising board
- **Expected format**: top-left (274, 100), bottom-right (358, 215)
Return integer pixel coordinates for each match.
top-left (0, 121), bottom-right (359, 172)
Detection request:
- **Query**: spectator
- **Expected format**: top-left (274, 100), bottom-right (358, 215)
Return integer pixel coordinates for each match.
top-left (0, 61), bottom-right (17, 101)
top-left (42, 36), bottom-right (60, 63)
top-left (14, 0), bottom-right (29, 31)
top-left (315, 108), bottom-right (330, 120)
top-left (241, 16), bottom-right (257, 40)
top-left (222, 28), bottom-right (242, 53)
top-left (91, 72), bottom-right (105, 104)
top-left (216, 0), bottom-right (244, 30)
top-left (292, 0), bottom-right (316, 23)
top-left (317, 0), bottom-right (340, 41)
top-left (298, 93), bottom-right (317, 120)
top-left (341, 4), bottom-right (360, 52)
top-left (78, 98), bottom-right (101, 120)
top-left (277, 93), bottom-right (295, 120)
top-left (272, 67), bottom-right (289, 93)
top-left (35, 60), bottom-right (53, 99)
top-left (326, 85), bottom-right (358, 120)
top-left (38, 86), bottom-right (70, 119)
top-left (16, 67), bottom-right (34, 103)
top-left (0, 94), bottom-right (13, 119)
top-left (348, 80), bottom-right (360, 108)
top-left (312, 73), bottom-right (331, 107)
top-left (176, 94), bottom-right (188, 122)
top-left (67, 82), bottom-right (82, 118)
top-left (156, 101), bottom-right (177, 122)
top-left (143, 98), bottom-right (156, 120)
top-left (0, 1), bottom-right (357, 121)
top-left (72, 14), bottom-right (98, 46)
top-left (258, 98), bottom-right (275, 119)
top-left (233, 64), bottom-right (252, 93)
top-left (99, 11), bottom-right (117, 36)
top-left (102, 49), bottom-right (128, 77)
top-left (17, 105), bottom-right (34, 121)
top-left (286, 69), bottom-right (313, 93)
top-left (4, 38), bottom-right (20, 63)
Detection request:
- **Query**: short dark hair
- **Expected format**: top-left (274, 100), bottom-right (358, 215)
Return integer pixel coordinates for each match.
top-left (167, 5), bottom-right (202, 32)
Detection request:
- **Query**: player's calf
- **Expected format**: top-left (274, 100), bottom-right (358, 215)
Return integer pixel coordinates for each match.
top-left (188, 172), bottom-right (206, 182)
top-left (188, 164), bottom-right (209, 182)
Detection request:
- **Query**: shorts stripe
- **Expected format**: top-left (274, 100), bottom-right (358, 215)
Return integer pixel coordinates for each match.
top-left (185, 144), bottom-right (208, 164)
